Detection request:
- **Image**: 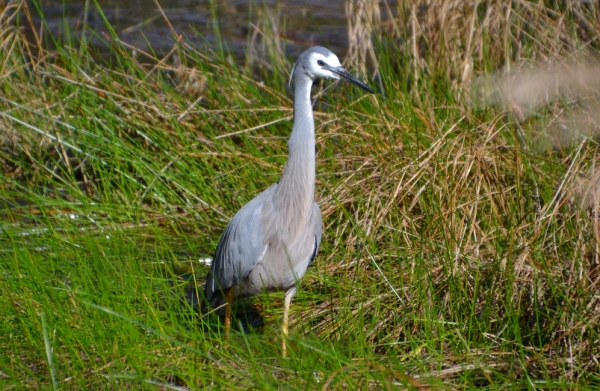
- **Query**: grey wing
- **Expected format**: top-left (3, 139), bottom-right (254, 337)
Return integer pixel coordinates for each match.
top-left (308, 201), bottom-right (323, 267)
top-left (204, 184), bottom-right (276, 307)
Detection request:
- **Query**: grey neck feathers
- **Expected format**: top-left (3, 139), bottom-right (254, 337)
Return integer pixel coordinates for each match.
top-left (274, 71), bottom-right (316, 229)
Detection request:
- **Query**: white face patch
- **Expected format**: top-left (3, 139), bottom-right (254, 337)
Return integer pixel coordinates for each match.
top-left (306, 52), bottom-right (342, 80)
top-left (317, 52), bottom-right (342, 68)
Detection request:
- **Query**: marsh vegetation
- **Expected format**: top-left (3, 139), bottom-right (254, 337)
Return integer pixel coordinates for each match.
top-left (1, 0), bottom-right (600, 389)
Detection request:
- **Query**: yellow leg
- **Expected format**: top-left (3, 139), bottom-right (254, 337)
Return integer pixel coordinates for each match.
top-left (224, 287), bottom-right (235, 343)
top-left (282, 287), bottom-right (296, 357)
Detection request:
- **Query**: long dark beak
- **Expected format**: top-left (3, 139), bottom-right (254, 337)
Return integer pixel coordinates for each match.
top-left (327, 65), bottom-right (375, 94)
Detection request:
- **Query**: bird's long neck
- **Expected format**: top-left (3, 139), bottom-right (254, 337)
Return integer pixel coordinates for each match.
top-left (274, 74), bottom-right (315, 228)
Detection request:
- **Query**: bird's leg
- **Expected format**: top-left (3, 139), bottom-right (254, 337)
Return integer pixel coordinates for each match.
top-left (224, 287), bottom-right (235, 343)
top-left (282, 287), bottom-right (296, 357)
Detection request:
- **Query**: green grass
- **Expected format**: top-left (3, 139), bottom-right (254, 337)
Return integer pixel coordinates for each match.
top-left (1, 0), bottom-right (600, 389)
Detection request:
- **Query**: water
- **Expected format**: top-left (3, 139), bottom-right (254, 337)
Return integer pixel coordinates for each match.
top-left (28, 0), bottom-right (373, 60)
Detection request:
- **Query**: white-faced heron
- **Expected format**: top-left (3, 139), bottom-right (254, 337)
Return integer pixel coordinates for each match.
top-left (204, 46), bottom-right (374, 355)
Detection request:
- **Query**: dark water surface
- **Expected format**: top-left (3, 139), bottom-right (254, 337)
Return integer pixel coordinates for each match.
top-left (30, 0), bottom-right (387, 61)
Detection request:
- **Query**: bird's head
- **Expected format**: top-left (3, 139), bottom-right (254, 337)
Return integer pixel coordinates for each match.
top-left (289, 46), bottom-right (375, 94)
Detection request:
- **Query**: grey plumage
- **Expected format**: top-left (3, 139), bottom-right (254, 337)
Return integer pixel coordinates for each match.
top-left (205, 185), bottom-right (322, 303)
top-left (203, 46), bottom-right (374, 353)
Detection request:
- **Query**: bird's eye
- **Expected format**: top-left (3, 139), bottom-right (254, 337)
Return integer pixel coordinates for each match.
top-left (317, 60), bottom-right (325, 66)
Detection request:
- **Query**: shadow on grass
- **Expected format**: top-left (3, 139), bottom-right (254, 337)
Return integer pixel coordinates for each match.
top-left (180, 273), bottom-right (266, 335)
